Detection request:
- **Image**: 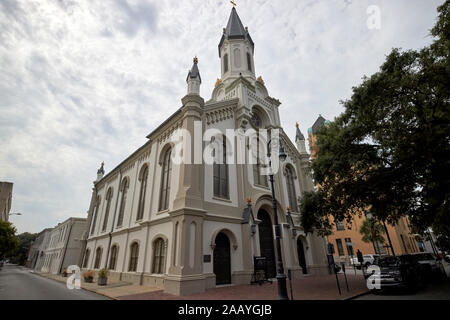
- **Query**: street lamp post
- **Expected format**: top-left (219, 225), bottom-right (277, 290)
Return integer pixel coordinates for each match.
top-left (267, 138), bottom-right (289, 300)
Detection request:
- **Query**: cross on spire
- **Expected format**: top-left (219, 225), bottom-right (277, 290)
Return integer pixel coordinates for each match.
top-left (230, 0), bottom-right (236, 8)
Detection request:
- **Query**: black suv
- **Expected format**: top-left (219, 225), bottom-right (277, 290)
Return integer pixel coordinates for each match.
top-left (373, 255), bottom-right (424, 292)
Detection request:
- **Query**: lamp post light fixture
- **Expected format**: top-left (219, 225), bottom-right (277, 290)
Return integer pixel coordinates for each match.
top-left (266, 138), bottom-right (289, 300)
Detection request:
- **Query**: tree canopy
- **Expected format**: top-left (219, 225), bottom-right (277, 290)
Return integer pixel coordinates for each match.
top-left (0, 221), bottom-right (19, 260)
top-left (300, 1), bottom-right (450, 240)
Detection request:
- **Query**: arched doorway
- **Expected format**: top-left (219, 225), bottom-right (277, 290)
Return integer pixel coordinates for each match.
top-left (297, 238), bottom-right (307, 274)
top-left (257, 210), bottom-right (276, 278)
top-left (213, 232), bottom-right (231, 285)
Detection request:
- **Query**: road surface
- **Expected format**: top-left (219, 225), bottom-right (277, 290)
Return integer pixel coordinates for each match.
top-left (0, 264), bottom-right (109, 300)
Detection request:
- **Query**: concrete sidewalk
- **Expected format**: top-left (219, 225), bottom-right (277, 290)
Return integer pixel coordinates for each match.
top-left (34, 271), bottom-right (161, 299)
top-left (35, 271), bottom-right (369, 300)
top-left (117, 274), bottom-right (369, 300)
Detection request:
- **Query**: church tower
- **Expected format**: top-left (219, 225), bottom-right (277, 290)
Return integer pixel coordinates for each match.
top-left (218, 7), bottom-right (255, 85)
top-left (186, 56), bottom-right (201, 95)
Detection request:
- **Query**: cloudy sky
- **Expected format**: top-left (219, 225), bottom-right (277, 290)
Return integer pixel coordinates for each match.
top-left (0, 0), bottom-right (443, 233)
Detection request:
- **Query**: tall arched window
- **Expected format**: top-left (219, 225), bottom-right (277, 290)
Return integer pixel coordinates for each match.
top-left (109, 245), bottom-right (118, 270)
top-left (159, 148), bottom-right (172, 211)
top-left (90, 196), bottom-right (101, 235)
top-left (102, 187), bottom-right (113, 232)
top-left (213, 136), bottom-right (229, 199)
top-left (252, 128), bottom-right (268, 187)
top-left (129, 242), bottom-right (139, 272)
top-left (136, 166), bottom-right (149, 221)
top-left (94, 247), bottom-right (102, 269)
top-left (247, 52), bottom-right (252, 72)
top-left (117, 177), bottom-right (129, 227)
top-left (83, 249), bottom-right (90, 268)
top-left (223, 53), bottom-right (229, 73)
top-left (285, 166), bottom-right (298, 212)
top-left (152, 238), bottom-right (166, 274)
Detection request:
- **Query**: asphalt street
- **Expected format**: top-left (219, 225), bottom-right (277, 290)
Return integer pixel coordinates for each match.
top-left (0, 264), bottom-right (109, 300)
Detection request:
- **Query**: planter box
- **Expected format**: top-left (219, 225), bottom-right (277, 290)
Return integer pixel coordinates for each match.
top-left (98, 277), bottom-right (108, 286)
top-left (84, 277), bottom-right (94, 283)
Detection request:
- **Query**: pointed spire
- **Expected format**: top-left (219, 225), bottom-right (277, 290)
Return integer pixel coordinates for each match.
top-left (186, 56), bottom-right (201, 83)
top-left (295, 122), bottom-right (305, 142)
top-left (96, 162), bottom-right (105, 181)
top-left (186, 57), bottom-right (201, 95)
top-left (218, 7), bottom-right (254, 57)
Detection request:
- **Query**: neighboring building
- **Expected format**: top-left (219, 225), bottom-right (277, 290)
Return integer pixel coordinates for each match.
top-left (0, 181), bottom-right (13, 222)
top-left (41, 218), bottom-right (86, 274)
top-left (81, 7), bottom-right (329, 296)
top-left (327, 215), bottom-right (421, 264)
top-left (25, 228), bottom-right (53, 270)
top-left (308, 115), bottom-right (420, 263)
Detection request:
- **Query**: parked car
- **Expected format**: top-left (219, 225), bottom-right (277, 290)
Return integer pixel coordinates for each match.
top-left (410, 252), bottom-right (446, 281)
top-left (351, 254), bottom-right (379, 269)
top-left (444, 254), bottom-right (450, 263)
top-left (372, 255), bottom-right (424, 292)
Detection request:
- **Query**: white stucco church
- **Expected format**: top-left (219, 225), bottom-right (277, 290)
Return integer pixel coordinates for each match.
top-left (81, 7), bottom-right (329, 295)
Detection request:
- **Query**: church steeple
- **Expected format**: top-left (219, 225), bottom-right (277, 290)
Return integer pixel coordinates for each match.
top-left (186, 56), bottom-right (201, 95)
top-left (295, 123), bottom-right (308, 154)
top-left (218, 7), bottom-right (255, 84)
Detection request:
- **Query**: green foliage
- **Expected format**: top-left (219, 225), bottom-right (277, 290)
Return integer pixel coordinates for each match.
top-left (0, 221), bottom-right (19, 260)
top-left (98, 268), bottom-right (109, 278)
top-left (359, 218), bottom-right (386, 246)
top-left (300, 1), bottom-right (450, 240)
top-left (8, 232), bottom-right (37, 265)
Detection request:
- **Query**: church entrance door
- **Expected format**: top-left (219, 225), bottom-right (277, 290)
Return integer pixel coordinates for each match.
top-left (257, 210), bottom-right (276, 279)
top-left (213, 232), bottom-right (231, 285)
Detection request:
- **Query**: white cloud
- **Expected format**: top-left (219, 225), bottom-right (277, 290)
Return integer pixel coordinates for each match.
top-left (0, 0), bottom-right (443, 233)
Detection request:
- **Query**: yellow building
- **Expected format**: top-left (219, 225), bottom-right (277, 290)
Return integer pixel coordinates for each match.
top-left (308, 116), bottom-right (420, 262)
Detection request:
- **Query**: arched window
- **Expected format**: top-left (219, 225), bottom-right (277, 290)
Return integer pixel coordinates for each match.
top-left (83, 249), bottom-right (90, 268)
top-left (213, 136), bottom-right (229, 199)
top-left (102, 187), bottom-right (113, 232)
top-left (159, 148), bottom-right (172, 211)
top-left (90, 196), bottom-right (101, 235)
top-left (117, 178), bottom-right (129, 227)
top-left (94, 247), bottom-right (102, 269)
top-left (109, 245), bottom-right (118, 270)
top-left (285, 166), bottom-right (298, 212)
top-left (136, 166), bottom-right (149, 221)
top-left (152, 238), bottom-right (166, 274)
top-left (223, 53), bottom-right (229, 73)
top-left (247, 52), bottom-right (252, 72)
top-left (129, 242), bottom-right (139, 272)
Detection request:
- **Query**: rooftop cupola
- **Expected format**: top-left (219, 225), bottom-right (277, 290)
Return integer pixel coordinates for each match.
top-left (186, 56), bottom-right (201, 95)
top-left (218, 7), bottom-right (255, 84)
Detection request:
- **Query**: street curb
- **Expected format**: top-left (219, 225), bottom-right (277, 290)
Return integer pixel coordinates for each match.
top-left (33, 271), bottom-right (119, 300)
top-left (344, 290), bottom-right (371, 300)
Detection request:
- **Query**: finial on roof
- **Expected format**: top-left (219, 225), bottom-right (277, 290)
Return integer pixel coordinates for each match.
top-left (296, 122), bottom-right (299, 128)
top-left (193, 56), bottom-right (198, 64)
top-left (295, 123), bottom-right (305, 142)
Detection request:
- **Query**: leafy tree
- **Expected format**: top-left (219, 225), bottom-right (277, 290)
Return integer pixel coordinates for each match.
top-left (300, 1), bottom-right (450, 239)
top-left (359, 218), bottom-right (386, 254)
top-left (8, 232), bottom-right (37, 265)
top-left (0, 221), bottom-right (19, 260)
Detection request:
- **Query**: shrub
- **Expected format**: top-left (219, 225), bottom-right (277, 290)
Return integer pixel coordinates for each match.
top-left (98, 268), bottom-right (109, 278)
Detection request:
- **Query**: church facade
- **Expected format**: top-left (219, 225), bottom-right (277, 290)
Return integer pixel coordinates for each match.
top-left (81, 8), bottom-right (328, 296)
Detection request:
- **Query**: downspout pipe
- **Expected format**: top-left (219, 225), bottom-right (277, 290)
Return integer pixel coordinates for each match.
top-left (104, 170), bottom-right (122, 269)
